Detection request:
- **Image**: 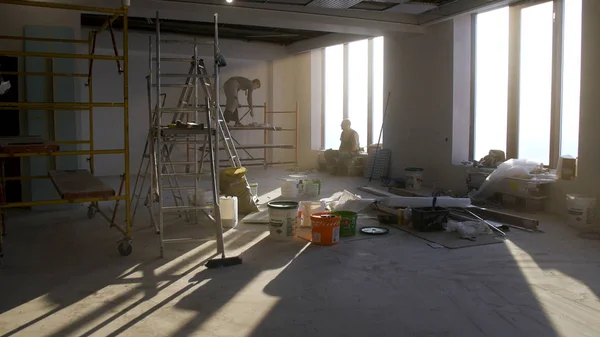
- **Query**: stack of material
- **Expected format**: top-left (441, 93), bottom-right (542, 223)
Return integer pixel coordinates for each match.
top-left (363, 149), bottom-right (391, 180)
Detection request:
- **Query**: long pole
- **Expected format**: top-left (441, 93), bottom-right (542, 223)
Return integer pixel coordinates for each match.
top-left (213, 13), bottom-right (225, 257)
top-left (369, 92), bottom-right (391, 182)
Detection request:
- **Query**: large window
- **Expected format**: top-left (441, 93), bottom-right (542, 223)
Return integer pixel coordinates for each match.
top-left (324, 44), bottom-right (344, 150)
top-left (473, 0), bottom-right (582, 166)
top-left (473, 7), bottom-right (509, 161)
top-left (561, 0), bottom-right (582, 157)
top-left (323, 37), bottom-right (384, 150)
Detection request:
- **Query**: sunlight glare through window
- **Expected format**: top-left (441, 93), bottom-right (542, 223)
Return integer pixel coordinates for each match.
top-left (474, 7), bottom-right (509, 161)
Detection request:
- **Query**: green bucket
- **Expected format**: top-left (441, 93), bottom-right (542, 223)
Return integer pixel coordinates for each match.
top-left (333, 211), bottom-right (358, 237)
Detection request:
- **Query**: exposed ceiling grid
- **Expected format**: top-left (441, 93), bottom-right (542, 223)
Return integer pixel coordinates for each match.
top-left (95, 0), bottom-right (513, 45)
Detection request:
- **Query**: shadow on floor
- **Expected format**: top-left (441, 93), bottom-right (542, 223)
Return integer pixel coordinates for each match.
top-left (0, 207), bottom-right (265, 337)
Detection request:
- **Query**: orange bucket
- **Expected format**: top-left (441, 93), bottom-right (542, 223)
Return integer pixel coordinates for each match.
top-left (310, 212), bottom-right (341, 246)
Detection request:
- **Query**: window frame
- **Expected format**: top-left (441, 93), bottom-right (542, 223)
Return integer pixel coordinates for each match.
top-left (321, 37), bottom-right (383, 150)
top-left (471, 0), bottom-right (570, 168)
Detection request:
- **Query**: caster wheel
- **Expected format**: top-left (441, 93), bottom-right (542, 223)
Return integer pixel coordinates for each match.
top-left (87, 207), bottom-right (96, 219)
top-left (118, 241), bottom-right (132, 256)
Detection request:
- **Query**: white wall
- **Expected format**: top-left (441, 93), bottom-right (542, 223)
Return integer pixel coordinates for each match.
top-left (270, 52), bottom-right (316, 170)
top-left (383, 20), bottom-right (466, 192)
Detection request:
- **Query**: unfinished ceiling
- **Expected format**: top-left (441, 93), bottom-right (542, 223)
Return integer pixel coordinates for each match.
top-left (81, 14), bottom-right (328, 45)
top-left (82, 0), bottom-right (516, 48)
top-left (164, 0), bottom-right (512, 23)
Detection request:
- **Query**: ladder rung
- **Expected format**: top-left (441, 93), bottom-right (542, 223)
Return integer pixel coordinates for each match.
top-left (159, 108), bottom-right (204, 113)
top-left (159, 74), bottom-right (210, 78)
top-left (152, 57), bottom-right (194, 62)
top-left (162, 205), bottom-right (214, 211)
top-left (152, 84), bottom-right (195, 88)
top-left (162, 186), bottom-right (199, 190)
top-left (161, 161), bottom-right (195, 165)
top-left (160, 39), bottom-right (214, 45)
top-left (161, 173), bottom-right (209, 177)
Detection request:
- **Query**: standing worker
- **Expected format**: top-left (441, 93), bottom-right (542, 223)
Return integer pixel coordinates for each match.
top-left (223, 76), bottom-right (261, 126)
top-left (325, 119), bottom-right (360, 175)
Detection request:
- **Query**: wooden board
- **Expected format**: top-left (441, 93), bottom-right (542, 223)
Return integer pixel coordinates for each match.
top-left (48, 170), bottom-right (115, 199)
top-left (0, 136), bottom-right (59, 154)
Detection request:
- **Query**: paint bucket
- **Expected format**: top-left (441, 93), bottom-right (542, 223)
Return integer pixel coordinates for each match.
top-left (220, 196), bottom-right (238, 228)
top-left (405, 167), bottom-right (424, 190)
top-left (333, 211), bottom-right (358, 237)
top-left (303, 179), bottom-right (321, 197)
top-left (267, 201), bottom-right (299, 240)
top-left (299, 201), bottom-right (323, 228)
top-left (249, 182), bottom-right (258, 198)
top-left (310, 212), bottom-right (341, 246)
top-left (566, 194), bottom-right (597, 227)
top-left (281, 178), bottom-right (301, 198)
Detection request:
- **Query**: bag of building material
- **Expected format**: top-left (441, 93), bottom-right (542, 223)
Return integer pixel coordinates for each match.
top-left (219, 167), bottom-right (258, 214)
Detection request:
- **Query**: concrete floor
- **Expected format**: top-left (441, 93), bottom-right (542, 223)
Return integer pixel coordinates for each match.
top-left (1, 167), bottom-right (600, 336)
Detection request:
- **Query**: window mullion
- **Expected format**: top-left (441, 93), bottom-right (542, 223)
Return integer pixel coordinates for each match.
top-left (549, 0), bottom-right (564, 167)
top-left (367, 39), bottom-right (374, 146)
top-left (506, 5), bottom-right (521, 160)
top-left (343, 43), bottom-right (349, 120)
top-left (321, 47), bottom-right (326, 149)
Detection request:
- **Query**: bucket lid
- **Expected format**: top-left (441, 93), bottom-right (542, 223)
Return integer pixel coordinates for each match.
top-left (332, 211), bottom-right (358, 217)
top-left (405, 167), bottom-right (424, 172)
top-left (267, 201), bottom-right (299, 209)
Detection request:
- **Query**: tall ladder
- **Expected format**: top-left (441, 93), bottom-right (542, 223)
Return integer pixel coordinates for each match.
top-left (148, 11), bottom-right (235, 258)
top-left (196, 59), bottom-right (242, 169)
top-left (130, 60), bottom-right (204, 229)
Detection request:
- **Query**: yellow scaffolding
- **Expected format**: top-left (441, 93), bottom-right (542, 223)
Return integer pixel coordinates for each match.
top-left (0, 0), bottom-right (131, 263)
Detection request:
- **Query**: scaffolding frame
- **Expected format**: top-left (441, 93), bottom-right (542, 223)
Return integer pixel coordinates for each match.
top-left (193, 102), bottom-right (299, 168)
top-left (0, 0), bottom-right (131, 263)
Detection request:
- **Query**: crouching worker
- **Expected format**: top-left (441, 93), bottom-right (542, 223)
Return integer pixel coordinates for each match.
top-left (324, 119), bottom-right (360, 175)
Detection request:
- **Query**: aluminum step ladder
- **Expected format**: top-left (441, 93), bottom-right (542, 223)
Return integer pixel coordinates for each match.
top-left (197, 59), bottom-right (242, 169)
top-left (130, 62), bottom-right (204, 229)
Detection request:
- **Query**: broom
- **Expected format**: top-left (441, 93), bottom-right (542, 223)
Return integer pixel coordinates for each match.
top-left (204, 92), bottom-right (242, 269)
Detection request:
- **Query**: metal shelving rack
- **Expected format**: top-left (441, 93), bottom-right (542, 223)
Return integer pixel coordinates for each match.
top-left (0, 0), bottom-right (132, 264)
top-left (194, 102), bottom-right (299, 168)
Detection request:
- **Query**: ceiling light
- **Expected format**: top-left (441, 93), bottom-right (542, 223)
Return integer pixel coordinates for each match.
top-left (226, 0), bottom-right (233, 3)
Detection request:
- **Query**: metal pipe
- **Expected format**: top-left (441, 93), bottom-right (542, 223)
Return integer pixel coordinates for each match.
top-left (88, 30), bottom-right (95, 175)
top-left (0, 195), bottom-right (127, 209)
top-left (193, 39), bottom-right (200, 224)
top-left (0, 102), bottom-right (125, 108)
top-left (122, 5), bottom-right (131, 239)
top-left (295, 101), bottom-right (299, 167)
top-left (264, 101), bottom-right (267, 167)
top-left (212, 13), bottom-right (225, 257)
top-left (155, 10), bottom-right (165, 258)
top-left (0, 149), bottom-right (125, 158)
top-left (0, 35), bottom-right (88, 43)
top-left (0, 0), bottom-right (124, 13)
top-left (0, 71), bottom-right (88, 77)
top-left (0, 50), bottom-right (123, 60)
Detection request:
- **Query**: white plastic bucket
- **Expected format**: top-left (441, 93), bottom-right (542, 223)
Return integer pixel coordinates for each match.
top-left (220, 196), bottom-right (238, 228)
top-left (303, 180), bottom-right (321, 197)
top-left (281, 178), bottom-right (301, 198)
top-left (566, 194), bottom-right (596, 227)
top-left (267, 201), bottom-right (299, 240)
top-left (299, 201), bottom-right (323, 228)
top-left (405, 167), bottom-right (424, 190)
